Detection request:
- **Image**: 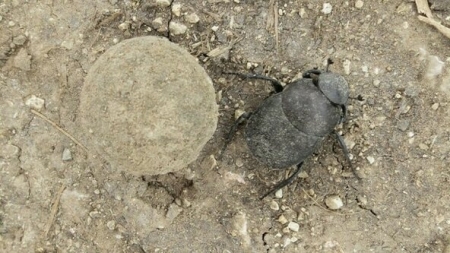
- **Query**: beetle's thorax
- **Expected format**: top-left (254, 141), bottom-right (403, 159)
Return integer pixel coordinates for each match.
top-left (281, 78), bottom-right (342, 137)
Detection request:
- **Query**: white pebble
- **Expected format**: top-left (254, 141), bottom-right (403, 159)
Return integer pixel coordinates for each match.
top-left (355, 0), bottom-right (364, 9)
top-left (62, 148), bottom-right (73, 161)
top-left (431, 103), bottom-right (439, 110)
top-left (169, 22), bottom-right (187, 35)
top-left (366, 156), bottom-right (375, 164)
top-left (275, 189), bottom-right (283, 199)
top-left (106, 220), bottom-right (116, 230)
top-left (287, 222), bottom-right (300, 232)
top-left (234, 109), bottom-right (245, 120)
top-left (322, 3), bottom-right (332, 14)
top-left (118, 22), bottom-right (129, 31)
top-left (325, 195), bottom-right (343, 210)
top-left (171, 3), bottom-right (182, 17)
top-left (343, 59), bottom-right (351, 75)
top-left (25, 95), bottom-right (45, 110)
top-left (155, 0), bottom-right (171, 7)
top-left (186, 13), bottom-right (200, 24)
top-left (270, 200), bottom-right (279, 211)
top-left (277, 214), bottom-right (288, 224)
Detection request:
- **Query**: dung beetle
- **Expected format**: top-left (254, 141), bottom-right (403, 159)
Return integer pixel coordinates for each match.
top-left (220, 59), bottom-right (361, 199)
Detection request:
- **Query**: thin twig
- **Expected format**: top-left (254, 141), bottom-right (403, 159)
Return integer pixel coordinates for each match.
top-left (43, 185), bottom-right (66, 238)
top-left (30, 109), bottom-right (88, 153)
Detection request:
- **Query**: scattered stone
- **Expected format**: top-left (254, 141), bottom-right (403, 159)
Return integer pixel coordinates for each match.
top-left (366, 156), bottom-right (375, 164)
top-left (325, 195), bottom-right (344, 210)
top-left (14, 48), bottom-right (31, 71)
top-left (169, 22), bottom-right (187, 35)
top-left (230, 212), bottom-right (251, 247)
top-left (166, 203), bottom-right (183, 220)
top-left (13, 35), bottom-right (27, 45)
top-left (431, 103), bottom-right (439, 110)
top-left (343, 59), bottom-right (351, 75)
top-left (373, 79), bottom-right (380, 87)
top-left (419, 143), bottom-right (428, 150)
top-left (355, 0), bottom-right (364, 8)
top-left (62, 148), bottom-right (73, 161)
top-left (0, 144), bottom-right (20, 159)
top-left (106, 220), bottom-right (116, 230)
top-left (275, 189), bottom-right (283, 199)
top-left (357, 195), bottom-right (368, 207)
top-left (155, 0), bottom-right (171, 7)
top-left (25, 95), bottom-right (45, 110)
top-left (234, 109), bottom-right (246, 120)
top-left (287, 222), bottom-right (299, 232)
top-left (235, 158), bottom-right (244, 167)
top-left (322, 3), bottom-right (332, 14)
top-left (397, 119), bottom-right (410, 131)
top-left (186, 13), bottom-right (200, 24)
top-left (151, 17), bottom-right (164, 30)
top-left (171, 3), bottom-right (182, 17)
top-left (277, 214), bottom-right (288, 224)
top-left (61, 40), bottom-right (74, 50)
top-left (118, 22), bottom-right (130, 31)
top-left (270, 200), bottom-right (280, 211)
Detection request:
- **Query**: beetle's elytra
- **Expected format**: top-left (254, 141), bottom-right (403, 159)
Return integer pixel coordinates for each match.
top-left (221, 59), bottom-right (359, 199)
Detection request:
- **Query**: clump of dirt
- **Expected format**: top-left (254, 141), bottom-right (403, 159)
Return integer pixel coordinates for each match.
top-left (78, 36), bottom-right (218, 176)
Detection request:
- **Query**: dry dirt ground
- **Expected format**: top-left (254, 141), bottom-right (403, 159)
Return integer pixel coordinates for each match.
top-left (1, 0), bottom-right (450, 252)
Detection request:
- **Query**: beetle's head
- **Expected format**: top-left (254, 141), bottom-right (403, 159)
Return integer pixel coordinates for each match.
top-left (302, 59), bottom-right (349, 106)
top-left (302, 59), bottom-right (350, 123)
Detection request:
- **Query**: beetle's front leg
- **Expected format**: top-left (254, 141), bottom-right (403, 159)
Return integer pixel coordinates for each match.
top-left (223, 71), bottom-right (284, 93)
top-left (334, 131), bottom-right (362, 180)
top-left (218, 112), bottom-right (253, 160)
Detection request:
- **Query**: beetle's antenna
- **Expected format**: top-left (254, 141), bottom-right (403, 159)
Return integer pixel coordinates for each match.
top-left (218, 112), bottom-right (252, 160)
top-left (326, 58), bottom-right (334, 72)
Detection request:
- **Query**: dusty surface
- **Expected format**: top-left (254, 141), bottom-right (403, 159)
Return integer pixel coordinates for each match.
top-left (1, 1), bottom-right (450, 253)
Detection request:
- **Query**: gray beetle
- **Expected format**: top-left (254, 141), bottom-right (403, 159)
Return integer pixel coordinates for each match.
top-left (221, 59), bottom-right (360, 199)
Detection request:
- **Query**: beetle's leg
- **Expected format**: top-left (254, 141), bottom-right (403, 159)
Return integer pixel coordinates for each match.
top-left (224, 71), bottom-right (284, 93)
top-left (259, 162), bottom-right (304, 200)
top-left (339, 104), bottom-right (348, 124)
top-left (218, 112), bottom-right (253, 160)
top-left (325, 58), bottom-right (334, 72)
top-left (333, 132), bottom-right (362, 181)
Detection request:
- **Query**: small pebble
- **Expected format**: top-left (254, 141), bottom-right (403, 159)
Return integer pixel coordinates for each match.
top-left (106, 220), bottom-right (116, 230)
top-left (366, 156), bottom-right (375, 164)
top-left (151, 17), bottom-right (164, 30)
top-left (62, 148), bottom-right (73, 161)
top-left (186, 13), bottom-right (200, 24)
top-left (431, 103), bottom-right (439, 110)
top-left (275, 189), bottom-right (283, 199)
top-left (118, 22), bottom-right (129, 31)
top-left (277, 214), bottom-right (288, 224)
top-left (373, 79), bottom-right (380, 87)
top-left (169, 22), bottom-right (187, 35)
top-left (166, 203), bottom-right (183, 220)
top-left (155, 0), bottom-right (171, 7)
top-left (355, 0), bottom-right (364, 9)
top-left (13, 35), bottom-right (27, 45)
top-left (171, 3), bottom-right (182, 17)
top-left (235, 158), bottom-right (244, 167)
top-left (234, 109), bottom-right (245, 120)
top-left (321, 3), bottom-right (332, 14)
top-left (325, 195), bottom-right (343, 210)
top-left (357, 195), bottom-right (368, 207)
top-left (25, 95), bottom-right (45, 110)
top-left (270, 200), bottom-right (280, 211)
top-left (343, 59), bottom-right (351, 75)
top-left (287, 222), bottom-right (299, 232)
